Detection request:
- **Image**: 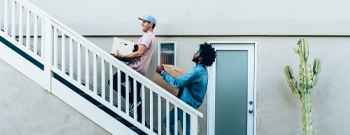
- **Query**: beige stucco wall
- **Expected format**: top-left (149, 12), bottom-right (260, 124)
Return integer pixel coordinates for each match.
top-left (85, 36), bottom-right (350, 135)
top-left (0, 59), bottom-right (111, 135)
top-left (256, 37), bottom-right (350, 135)
top-left (1, 26), bottom-right (349, 135)
top-left (3, 0), bottom-right (350, 134)
top-left (27, 0), bottom-right (350, 36)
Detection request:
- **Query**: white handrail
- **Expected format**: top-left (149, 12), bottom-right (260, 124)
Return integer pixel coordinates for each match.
top-left (2, 0), bottom-right (203, 134)
top-left (33, 1), bottom-right (202, 117)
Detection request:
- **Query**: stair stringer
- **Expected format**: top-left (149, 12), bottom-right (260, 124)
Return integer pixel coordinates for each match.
top-left (0, 0), bottom-right (203, 134)
top-left (0, 33), bottom-right (136, 135)
top-left (51, 77), bottom-right (136, 135)
top-left (0, 32), bottom-right (46, 89)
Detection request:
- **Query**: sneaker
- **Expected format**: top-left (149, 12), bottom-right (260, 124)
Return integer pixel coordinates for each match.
top-left (129, 101), bottom-right (141, 112)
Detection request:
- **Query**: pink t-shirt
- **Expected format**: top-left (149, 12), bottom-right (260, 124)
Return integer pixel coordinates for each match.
top-left (128, 33), bottom-right (155, 76)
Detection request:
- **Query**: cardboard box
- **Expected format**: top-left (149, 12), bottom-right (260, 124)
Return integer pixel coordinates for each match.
top-left (153, 64), bottom-right (187, 97)
top-left (110, 37), bottom-right (134, 56)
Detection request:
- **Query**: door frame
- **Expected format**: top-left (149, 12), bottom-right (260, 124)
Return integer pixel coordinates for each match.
top-left (206, 41), bottom-right (257, 135)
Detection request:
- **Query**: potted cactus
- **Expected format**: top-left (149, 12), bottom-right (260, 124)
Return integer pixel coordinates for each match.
top-left (284, 39), bottom-right (321, 135)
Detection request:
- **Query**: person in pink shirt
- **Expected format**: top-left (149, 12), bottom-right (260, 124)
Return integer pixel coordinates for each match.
top-left (109, 15), bottom-right (156, 123)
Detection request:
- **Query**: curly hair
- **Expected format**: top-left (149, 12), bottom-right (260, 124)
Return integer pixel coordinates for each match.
top-left (199, 42), bottom-right (217, 67)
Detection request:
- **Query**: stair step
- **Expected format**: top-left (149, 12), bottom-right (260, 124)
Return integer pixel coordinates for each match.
top-left (79, 93), bottom-right (100, 105)
top-left (1, 31), bottom-right (92, 94)
top-left (114, 115), bottom-right (124, 120)
top-left (1, 32), bottom-right (151, 135)
top-left (0, 36), bottom-right (44, 70)
top-left (129, 127), bottom-right (143, 134)
top-left (52, 73), bottom-right (149, 134)
top-left (97, 105), bottom-right (119, 117)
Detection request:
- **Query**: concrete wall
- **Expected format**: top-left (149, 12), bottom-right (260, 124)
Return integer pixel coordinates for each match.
top-left (0, 59), bottom-right (111, 135)
top-left (10, 0), bottom-right (350, 134)
top-left (85, 36), bottom-right (350, 135)
top-left (256, 37), bottom-right (350, 135)
top-left (27, 0), bottom-right (350, 36)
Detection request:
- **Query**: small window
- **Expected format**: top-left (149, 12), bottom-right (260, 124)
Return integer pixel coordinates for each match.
top-left (158, 41), bottom-right (176, 66)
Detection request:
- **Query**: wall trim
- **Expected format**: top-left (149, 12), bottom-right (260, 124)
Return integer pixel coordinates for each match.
top-left (63, 24), bottom-right (350, 36)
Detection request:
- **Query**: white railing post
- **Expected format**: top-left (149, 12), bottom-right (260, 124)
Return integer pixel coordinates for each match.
top-left (109, 64), bottom-right (113, 105)
top-left (4, 0), bottom-right (8, 35)
top-left (25, 9), bottom-right (30, 50)
top-left (141, 85), bottom-right (145, 125)
top-left (43, 19), bottom-right (52, 92)
top-left (133, 79), bottom-right (137, 120)
top-left (158, 95), bottom-right (161, 135)
top-left (166, 100), bottom-right (169, 135)
top-left (125, 75), bottom-right (129, 114)
top-left (101, 59), bottom-right (105, 100)
top-left (69, 37), bottom-right (73, 78)
top-left (93, 52), bottom-right (97, 94)
top-left (77, 42), bottom-right (81, 83)
top-left (40, 19), bottom-right (44, 57)
top-left (117, 69), bottom-right (121, 110)
top-left (11, 0), bottom-right (15, 39)
top-left (174, 106), bottom-right (178, 135)
top-left (53, 28), bottom-right (57, 68)
top-left (33, 14), bottom-right (38, 55)
top-left (190, 113), bottom-right (198, 135)
top-left (183, 111), bottom-right (186, 135)
top-left (0, 0), bottom-right (2, 30)
top-left (0, 0), bottom-right (2, 31)
top-left (85, 48), bottom-right (89, 89)
top-left (150, 89), bottom-right (153, 130)
top-left (18, 3), bottom-right (23, 45)
top-left (61, 33), bottom-right (65, 72)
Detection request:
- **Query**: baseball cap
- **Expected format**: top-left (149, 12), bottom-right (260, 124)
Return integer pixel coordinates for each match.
top-left (138, 15), bottom-right (156, 25)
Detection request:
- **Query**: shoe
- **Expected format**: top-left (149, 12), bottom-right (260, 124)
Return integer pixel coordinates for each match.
top-left (129, 101), bottom-right (141, 112)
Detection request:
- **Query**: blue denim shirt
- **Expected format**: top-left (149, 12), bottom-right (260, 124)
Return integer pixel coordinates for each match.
top-left (163, 64), bottom-right (208, 109)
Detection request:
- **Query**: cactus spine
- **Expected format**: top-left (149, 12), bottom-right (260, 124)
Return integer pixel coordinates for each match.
top-left (284, 39), bottom-right (321, 135)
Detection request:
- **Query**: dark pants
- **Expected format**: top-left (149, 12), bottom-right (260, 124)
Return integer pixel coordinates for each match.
top-left (164, 108), bottom-right (191, 135)
top-left (108, 71), bottom-right (142, 122)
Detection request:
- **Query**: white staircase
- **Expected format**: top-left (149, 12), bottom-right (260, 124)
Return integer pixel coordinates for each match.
top-left (0, 0), bottom-right (202, 134)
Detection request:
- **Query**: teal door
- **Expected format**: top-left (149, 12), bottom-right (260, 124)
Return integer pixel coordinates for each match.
top-left (207, 43), bottom-right (255, 135)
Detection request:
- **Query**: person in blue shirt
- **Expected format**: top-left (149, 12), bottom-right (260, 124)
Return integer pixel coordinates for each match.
top-left (156, 42), bottom-right (216, 135)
